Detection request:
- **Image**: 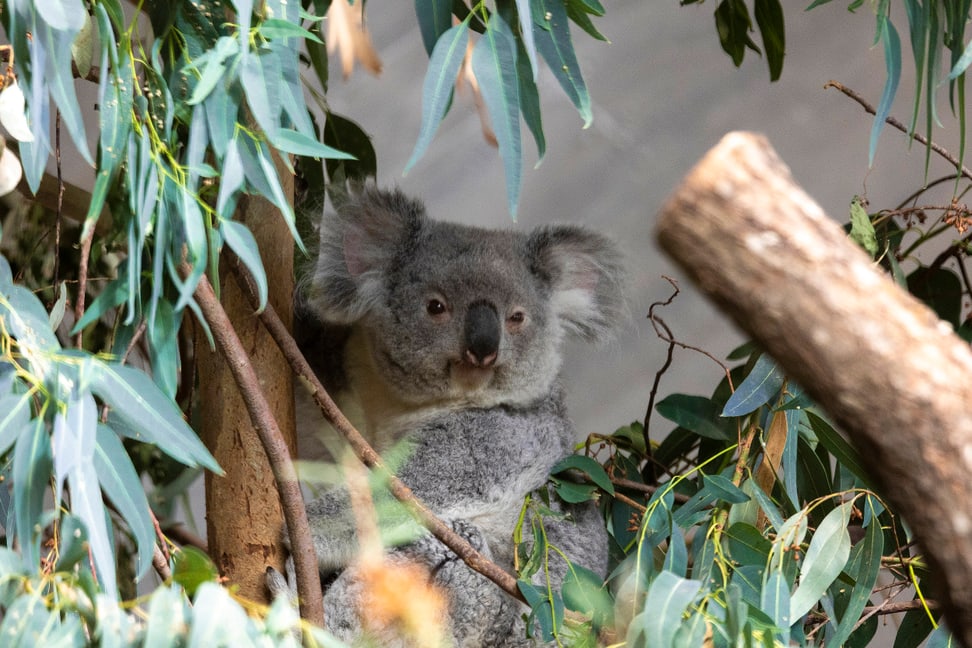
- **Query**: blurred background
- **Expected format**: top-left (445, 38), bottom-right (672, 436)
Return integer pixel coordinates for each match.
top-left (322, 1), bottom-right (942, 441)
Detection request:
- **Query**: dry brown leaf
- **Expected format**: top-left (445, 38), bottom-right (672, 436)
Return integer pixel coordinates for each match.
top-left (327, 0), bottom-right (383, 80)
top-left (457, 37), bottom-right (497, 148)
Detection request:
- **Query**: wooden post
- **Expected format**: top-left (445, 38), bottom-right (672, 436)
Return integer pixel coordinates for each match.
top-left (656, 131), bottom-right (972, 646)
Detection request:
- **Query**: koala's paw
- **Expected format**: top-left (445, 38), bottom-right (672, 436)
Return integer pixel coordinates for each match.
top-left (265, 556), bottom-right (298, 607)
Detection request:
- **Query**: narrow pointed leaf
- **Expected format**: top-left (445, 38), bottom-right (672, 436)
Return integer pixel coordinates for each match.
top-left (89, 361), bottom-right (220, 472)
top-left (415, 0), bottom-right (455, 55)
top-left (405, 21), bottom-right (470, 173)
top-left (95, 424), bottom-right (155, 580)
top-left (221, 220), bottom-right (268, 310)
top-left (13, 418), bottom-right (52, 573)
top-left (870, 19), bottom-right (901, 165)
top-left (789, 501), bottom-right (852, 621)
top-left (272, 128), bottom-right (355, 159)
top-left (534, 0), bottom-right (591, 125)
top-left (722, 354), bottom-right (784, 416)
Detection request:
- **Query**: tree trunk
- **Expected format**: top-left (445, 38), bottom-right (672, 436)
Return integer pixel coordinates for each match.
top-left (656, 131), bottom-right (972, 647)
top-left (198, 180), bottom-right (296, 603)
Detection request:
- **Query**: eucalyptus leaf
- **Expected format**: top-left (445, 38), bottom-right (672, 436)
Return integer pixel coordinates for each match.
top-left (406, 21), bottom-right (470, 174)
top-left (722, 354), bottom-right (784, 417)
top-left (550, 454), bottom-right (614, 494)
top-left (532, 0), bottom-right (592, 126)
top-left (94, 424), bottom-right (155, 580)
top-left (89, 361), bottom-right (220, 473)
top-left (640, 572), bottom-right (701, 648)
top-left (222, 220), bottom-right (268, 311)
top-left (789, 501), bottom-right (852, 621)
top-left (472, 15), bottom-right (522, 218)
top-left (655, 394), bottom-right (730, 440)
top-left (13, 417), bottom-right (52, 573)
top-left (415, 0), bottom-right (454, 55)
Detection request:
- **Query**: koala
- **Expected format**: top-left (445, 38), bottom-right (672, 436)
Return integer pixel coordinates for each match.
top-left (284, 187), bottom-right (625, 646)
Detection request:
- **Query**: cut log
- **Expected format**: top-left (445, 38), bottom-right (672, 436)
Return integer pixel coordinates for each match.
top-left (656, 131), bottom-right (972, 646)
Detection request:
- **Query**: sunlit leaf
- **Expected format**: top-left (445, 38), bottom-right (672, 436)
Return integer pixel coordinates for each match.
top-left (272, 128), bottom-right (355, 159)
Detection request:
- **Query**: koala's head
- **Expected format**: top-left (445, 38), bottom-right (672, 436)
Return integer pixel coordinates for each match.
top-left (306, 187), bottom-right (625, 409)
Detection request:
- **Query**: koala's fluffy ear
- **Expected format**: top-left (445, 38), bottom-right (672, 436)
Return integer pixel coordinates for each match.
top-left (528, 225), bottom-right (626, 342)
top-left (309, 187), bottom-right (425, 323)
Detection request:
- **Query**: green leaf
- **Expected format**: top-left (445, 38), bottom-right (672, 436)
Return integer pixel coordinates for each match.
top-left (473, 15), bottom-right (523, 218)
top-left (805, 410), bottom-right (873, 489)
top-left (726, 522), bottom-right (772, 567)
top-left (0, 392), bottom-right (32, 458)
top-left (869, 18), bottom-right (901, 165)
top-left (221, 220), bottom-right (268, 311)
top-left (241, 47), bottom-right (282, 139)
top-left (148, 299), bottom-right (182, 400)
top-left (13, 418), bottom-right (52, 573)
top-left (829, 496), bottom-right (884, 646)
top-left (552, 479), bottom-right (598, 503)
top-left (753, 0), bottom-right (785, 81)
top-left (188, 582), bottom-right (254, 646)
top-left (789, 501), bottom-right (852, 621)
top-left (639, 572), bottom-right (701, 648)
top-left (515, 35), bottom-right (546, 162)
top-left (849, 197), bottom-right (878, 257)
top-left (86, 19), bottom-right (132, 236)
top-left (39, 19), bottom-right (93, 164)
top-left (760, 570), bottom-right (791, 638)
top-left (216, 139), bottom-right (245, 221)
top-left (405, 20), bottom-right (470, 174)
top-left (533, 0), bottom-right (592, 126)
top-left (566, 0), bottom-right (607, 41)
top-left (703, 473), bottom-right (750, 504)
top-left (655, 394), bottom-right (730, 440)
top-left (172, 546), bottom-right (219, 596)
top-left (258, 18), bottom-right (323, 43)
top-left (89, 361), bottom-right (221, 473)
top-left (415, 0), bottom-right (454, 55)
top-left (272, 128), bottom-right (355, 159)
top-left (550, 454), bottom-right (614, 494)
top-left (144, 585), bottom-right (191, 646)
top-left (323, 112), bottom-right (377, 181)
top-left (187, 36), bottom-right (239, 106)
top-left (562, 563), bottom-right (613, 627)
top-left (94, 424), bottom-right (156, 581)
top-left (722, 354), bottom-right (783, 416)
top-left (514, 0), bottom-right (539, 79)
top-left (714, 0), bottom-right (758, 67)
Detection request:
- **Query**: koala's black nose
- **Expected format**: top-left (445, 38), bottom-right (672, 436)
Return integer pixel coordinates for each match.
top-left (464, 301), bottom-right (500, 367)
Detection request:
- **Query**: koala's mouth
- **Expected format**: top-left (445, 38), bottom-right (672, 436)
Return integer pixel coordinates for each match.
top-left (449, 361), bottom-right (496, 392)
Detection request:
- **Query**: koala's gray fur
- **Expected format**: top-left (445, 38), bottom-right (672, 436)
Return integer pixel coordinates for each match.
top-left (284, 187), bottom-right (625, 646)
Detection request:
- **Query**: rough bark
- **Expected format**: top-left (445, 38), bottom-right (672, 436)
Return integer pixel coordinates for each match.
top-left (197, 184), bottom-right (296, 605)
top-left (656, 131), bottom-right (972, 646)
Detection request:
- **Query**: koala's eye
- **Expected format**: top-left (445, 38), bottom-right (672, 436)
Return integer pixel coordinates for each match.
top-left (508, 309), bottom-right (526, 326)
top-left (426, 299), bottom-right (447, 316)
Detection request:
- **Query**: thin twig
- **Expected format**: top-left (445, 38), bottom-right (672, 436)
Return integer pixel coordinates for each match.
top-left (826, 80), bottom-right (972, 181)
top-left (53, 110), bottom-right (62, 294)
top-left (74, 227), bottom-right (94, 348)
top-left (227, 257), bottom-right (527, 605)
top-left (186, 265), bottom-right (324, 626)
top-left (164, 523), bottom-right (208, 552)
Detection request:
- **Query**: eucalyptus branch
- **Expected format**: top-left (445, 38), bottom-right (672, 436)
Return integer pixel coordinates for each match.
top-left (825, 80), bottom-right (972, 181)
top-left (185, 264), bottom-right (324, 626)
top-left (228, 257), bottom-right (527, 605)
